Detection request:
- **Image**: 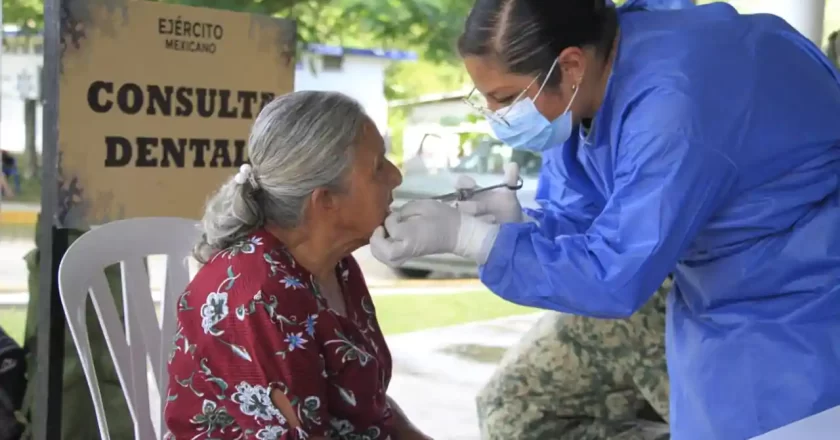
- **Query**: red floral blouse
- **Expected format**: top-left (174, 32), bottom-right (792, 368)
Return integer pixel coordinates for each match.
top-left (164, 229), bottom-right (394, 439)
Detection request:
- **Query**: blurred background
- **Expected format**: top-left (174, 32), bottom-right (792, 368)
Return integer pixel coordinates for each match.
top-left (2, 1), bottom-right (839, 438)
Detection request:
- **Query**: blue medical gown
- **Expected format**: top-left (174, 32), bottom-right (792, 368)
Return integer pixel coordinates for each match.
top-left (480, 4), bottom-right (840, 439)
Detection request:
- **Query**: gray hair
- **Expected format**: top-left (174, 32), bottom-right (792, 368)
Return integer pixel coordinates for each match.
top-left (194, 90), bottom-right (368, 263)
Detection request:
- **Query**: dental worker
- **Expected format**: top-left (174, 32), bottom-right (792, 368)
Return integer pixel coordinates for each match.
top-left (371, 1), bottom-right (840, 439)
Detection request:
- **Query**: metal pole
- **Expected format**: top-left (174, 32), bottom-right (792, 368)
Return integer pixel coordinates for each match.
top-left (33, 0), bottom-right (65, 437)
top-left (25, 99), bottom-right (37, 173)
top-left (781, 0), bottom-right (825, 45)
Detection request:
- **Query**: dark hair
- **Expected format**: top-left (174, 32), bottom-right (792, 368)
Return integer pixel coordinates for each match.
top-left (458, 0), bottom-right (618, 86)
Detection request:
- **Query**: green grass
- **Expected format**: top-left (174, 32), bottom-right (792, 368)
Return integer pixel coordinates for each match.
top-left (373, 290), bottom-right (537, 335)
top-left (0, 307), bottom-right (28, 344)
top-left (5, 151), bottom-right (41, 203)
top-left (0, 222), bottom-right (36, 240)
top-left (13, 174), bottom-right (41, 203)
top-left (0, 291), bottom-right (536, 345)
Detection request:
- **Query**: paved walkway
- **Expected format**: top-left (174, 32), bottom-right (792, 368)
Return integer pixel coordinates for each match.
top-left (0, 239), bottom-right (34, 294)
top-left (386, 314), bottom-right (669, 440)
top-left (385, 314), bottom-right (542, 439)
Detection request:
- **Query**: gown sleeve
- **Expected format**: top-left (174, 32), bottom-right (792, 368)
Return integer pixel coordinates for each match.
top-left (481, 90), bottom-right (739, 318)
top-left (524, 139), bottom-right (603, 237)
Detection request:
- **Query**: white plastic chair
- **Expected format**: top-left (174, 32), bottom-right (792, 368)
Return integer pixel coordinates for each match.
top-left (58, 217), bottom-right (201, 440)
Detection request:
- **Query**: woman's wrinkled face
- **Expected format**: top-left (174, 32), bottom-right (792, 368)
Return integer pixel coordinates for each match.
top-left (333, 120), bottom-right (402, 243)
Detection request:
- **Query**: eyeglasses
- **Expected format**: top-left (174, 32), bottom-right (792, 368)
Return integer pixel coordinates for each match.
top-left (462, 61), bottom-right (558, 127)
top-left (462, 74), bottom-right (542, 127)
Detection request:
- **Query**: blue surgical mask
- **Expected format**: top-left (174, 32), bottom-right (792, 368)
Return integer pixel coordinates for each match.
top-left (487, 61), bottom-right (579, 152)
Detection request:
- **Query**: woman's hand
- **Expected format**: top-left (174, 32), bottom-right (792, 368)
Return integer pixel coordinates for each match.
top-left (369, 200), bottom-right (500, 267)
top-left (386, 396), bottom-right (434, 440)
top-left (455, 162), bottom-right (523, 224)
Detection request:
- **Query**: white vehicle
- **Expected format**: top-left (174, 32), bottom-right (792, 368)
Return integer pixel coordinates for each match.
top-left (390, 134), bottom-right (542, 278)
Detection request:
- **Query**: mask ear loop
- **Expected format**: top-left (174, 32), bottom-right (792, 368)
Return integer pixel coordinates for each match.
top-left (533, 61), bottom-right (579, 115)
top-left (498, 60), bottom-right (559, 123)
top-left (562, 82), bottom-right (581, 114)
top-left (533, 60), bottom-right (560, 101)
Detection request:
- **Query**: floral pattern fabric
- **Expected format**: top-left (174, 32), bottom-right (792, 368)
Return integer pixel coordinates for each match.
top-left (164, 229), bottom-right (394, 439)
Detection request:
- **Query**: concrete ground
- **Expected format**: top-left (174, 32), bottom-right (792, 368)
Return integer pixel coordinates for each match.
top-left (385, 314), bottom-right (542, 439)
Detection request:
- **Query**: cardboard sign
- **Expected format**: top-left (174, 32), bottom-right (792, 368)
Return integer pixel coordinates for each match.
top-left (56, 0), bottom-right (296, 228)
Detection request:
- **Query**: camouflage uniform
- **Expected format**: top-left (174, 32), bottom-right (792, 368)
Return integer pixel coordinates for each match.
top-left (476, 280), bottom-right (671, 440)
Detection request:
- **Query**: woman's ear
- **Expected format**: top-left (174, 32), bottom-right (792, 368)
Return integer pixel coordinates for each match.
top-left (309, 187), bottom-right (338, 215)
top-left (557, 47), bottom-right (587, 84)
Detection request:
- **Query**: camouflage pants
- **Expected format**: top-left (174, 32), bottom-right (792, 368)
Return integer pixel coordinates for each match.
top-left (476, 281), bottom-right (671, 440)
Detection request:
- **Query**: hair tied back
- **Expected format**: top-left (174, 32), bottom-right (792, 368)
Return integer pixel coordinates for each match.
top-left (234, 163), bottom-right (259, 190)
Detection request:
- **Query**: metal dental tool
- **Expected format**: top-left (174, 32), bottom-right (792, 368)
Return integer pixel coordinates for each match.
top-left (430, 177), bottom-right (524, 202)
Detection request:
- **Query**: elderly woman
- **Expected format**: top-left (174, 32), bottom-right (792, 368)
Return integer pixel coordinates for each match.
top-left (164, 91), bottom-right (429, 440)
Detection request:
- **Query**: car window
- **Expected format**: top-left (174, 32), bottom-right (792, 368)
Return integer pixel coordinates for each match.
top-left (451, 137), bottom-right (542, 177)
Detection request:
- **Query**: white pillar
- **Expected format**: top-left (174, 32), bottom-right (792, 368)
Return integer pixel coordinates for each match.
top-left (1, 2), bottom-right (4, 133)
top-left (738, 0), bottom-right (826, 45)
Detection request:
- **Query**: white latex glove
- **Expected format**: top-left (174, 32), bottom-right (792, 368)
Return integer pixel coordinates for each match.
top-left (369, 200), bottom-right (500, 267)
top-left (455, 162), bottom-right (523, 224)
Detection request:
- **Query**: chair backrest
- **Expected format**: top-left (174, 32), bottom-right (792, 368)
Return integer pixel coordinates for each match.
top-left (58, 217), bottom-right (201, 440)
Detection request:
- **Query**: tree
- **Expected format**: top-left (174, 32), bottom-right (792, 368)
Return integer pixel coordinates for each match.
top-left (338, 0), bottom-right (473, 62)
top-left (156, 0), bottom-right (471, 62)
top-left (3, 0), bottom-right (472, 62)
top-left (2, 0), bottom-right (43, 27)
top-left (164, 0), bottom-right (474, 99)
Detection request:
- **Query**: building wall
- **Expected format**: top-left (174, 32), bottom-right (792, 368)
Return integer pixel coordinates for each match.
top-left (295, 54), bottom-right (391, 134)
top-left (0, 53), bottom-right (42, 153)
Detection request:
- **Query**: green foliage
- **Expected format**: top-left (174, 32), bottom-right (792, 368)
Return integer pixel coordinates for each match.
top-left (3, 0), bottom-right (472, 62)
top-left (385, 59), bottom-right (468, 100)
top-left (2, 0), bottom-right (43, 26)
top-left (155, 0), bottom-right (474, 63)
top-left (386, 105), bottom-right (409, 164)
top-left (341, 0), bottom-right (473, 63)
top-left (3, 0), bottom-right (472, 95)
